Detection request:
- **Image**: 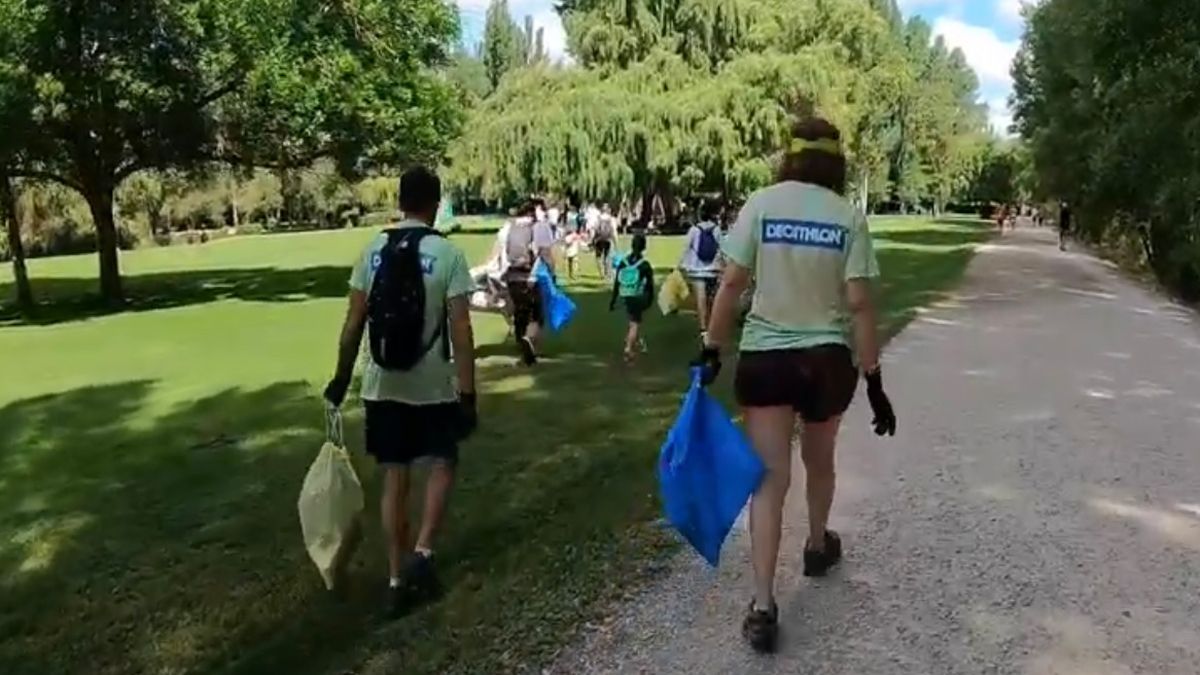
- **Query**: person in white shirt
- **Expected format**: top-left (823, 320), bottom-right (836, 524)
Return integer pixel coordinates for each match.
top-left (592, 204), bottom-right (619, 279)
top-left (563, 227), bottom-right (585, 280)
top-left (679, 202), bottom-right (724, 338)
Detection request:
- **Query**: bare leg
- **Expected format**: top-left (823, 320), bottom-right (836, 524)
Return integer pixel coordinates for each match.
top-left (380, 466), bottom-right (411, 579)
top-left (623, 320), bottom-right (640, 359)
top-left (414, 461), bottom-right (456, 552)
top-left (692, 281), bottom-right (710, 334)
top-left (800, 417), bottom-right (841, 550)
top-left (744, 406), bottom-right (796, 609)
top-left (527, 320), bottom-right (542, 353)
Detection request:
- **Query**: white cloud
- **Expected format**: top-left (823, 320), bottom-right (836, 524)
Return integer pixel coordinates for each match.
top-left (530, 10), bottom-right (569, 63)
top-left (932, 17), bottom-right (1019, 89)
top-left (996, 0), bottom-right (1025, 25)
top-left (932, 17), bottom-right (1019, 135)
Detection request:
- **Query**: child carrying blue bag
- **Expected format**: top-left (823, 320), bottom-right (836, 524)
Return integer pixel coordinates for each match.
top-left (658, 369), bottom-right (765, 566)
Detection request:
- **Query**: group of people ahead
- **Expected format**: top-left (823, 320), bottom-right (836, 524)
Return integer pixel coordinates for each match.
top-left (321, 114), bottom-right (898, 654)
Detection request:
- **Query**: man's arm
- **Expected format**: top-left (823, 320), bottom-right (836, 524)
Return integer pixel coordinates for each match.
top-left (447, 294), bottom-right (475, 395)
top-left (326, 289), bottom-right (368, 406)
top-left (846, 279), bottom-right (880, 372)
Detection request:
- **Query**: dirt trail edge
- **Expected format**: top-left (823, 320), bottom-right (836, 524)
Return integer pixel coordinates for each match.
top-left (544, 227), bottom-right (1200, 675)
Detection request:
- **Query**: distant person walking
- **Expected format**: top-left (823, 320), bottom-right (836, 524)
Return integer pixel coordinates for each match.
top-left (610, 233), bottom-right (655, 362)
top-left (323, 166), bottom-right (477, 618)
top-left (503, 201), bottom-right (556, 365)
top-left (593, 204), bottom-right (618, 279)
top-left (679, 203), bottom-right (724, 341)
top-left (693, 116), bottom-right (897, 654)
top-left (1058, 201), bottom-right (1072, 251)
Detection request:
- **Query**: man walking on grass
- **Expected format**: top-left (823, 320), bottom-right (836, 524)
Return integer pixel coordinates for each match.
top-left (324, 166), bottom-right (477, 618)
top-left (503, 200), bottom-right (555, 365)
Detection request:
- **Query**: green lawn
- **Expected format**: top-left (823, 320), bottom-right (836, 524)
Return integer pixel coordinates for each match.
top-left (0, 217), bottom-right (990, 675)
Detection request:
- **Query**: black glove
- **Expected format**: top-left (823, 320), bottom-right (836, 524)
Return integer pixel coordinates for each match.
top-left (864, 369), bottom-right (896, 437)
top-left (324, 375), bottom-right (351, 408)
top-left (690, 346), bottom-right (722, 387)
top-left (458, 392), bottom-right (478, 439)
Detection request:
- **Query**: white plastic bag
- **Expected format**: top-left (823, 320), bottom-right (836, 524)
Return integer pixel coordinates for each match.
top-left (298, 407), bottom-right (365, 590)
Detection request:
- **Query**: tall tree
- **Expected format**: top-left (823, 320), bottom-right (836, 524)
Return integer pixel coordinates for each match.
top-left (482, 0), bottom-right (525, 91)
top-left (0, 0), bottom-right (461, 305)
top-left (1013, 0), bottom-right (1200, 299)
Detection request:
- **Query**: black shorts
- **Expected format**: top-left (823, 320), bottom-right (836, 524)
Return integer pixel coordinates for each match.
top-left (506, 278), bottom-right (544, 328)
top-left (624, 297), bottom-right (649, 323)
top-left (734, 344), bottom-right (858, 423)
top-left (594, 239), bottom-right (612, 257)
top-left (364, 400), bottom-right (461, 466)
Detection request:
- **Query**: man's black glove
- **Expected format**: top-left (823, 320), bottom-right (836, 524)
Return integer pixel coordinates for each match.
top-left (690, 346), bottom-right (722, 387)
top-left (864, 369), bottom-right (896, 437)
top-left (324, 375), bottom-right (351, 408)
top-left (458, 392), bottom-right (478, 439)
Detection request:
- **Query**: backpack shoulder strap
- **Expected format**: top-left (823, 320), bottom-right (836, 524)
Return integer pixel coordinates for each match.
top-left (400, 226), bottom-right (450, 362)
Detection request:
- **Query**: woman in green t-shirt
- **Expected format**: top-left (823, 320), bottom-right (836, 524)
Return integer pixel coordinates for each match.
top-left (693, 116), bottom-right (897, 654)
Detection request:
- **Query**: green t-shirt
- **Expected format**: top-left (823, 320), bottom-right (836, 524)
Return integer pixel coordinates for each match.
top-left (349, 221), bottom-right (474, 404)
top-left (722, 181), bottom-right (879, 353)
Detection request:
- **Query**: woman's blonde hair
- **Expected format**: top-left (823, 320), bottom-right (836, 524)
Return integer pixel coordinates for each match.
top-left (777, 116), bottom-right (846, 196)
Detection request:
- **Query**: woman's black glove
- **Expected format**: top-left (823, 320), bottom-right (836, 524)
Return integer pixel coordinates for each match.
top-left (690, 347), bottom-right (722, 387)
top-left (864, 369), bottom-right (896, 437)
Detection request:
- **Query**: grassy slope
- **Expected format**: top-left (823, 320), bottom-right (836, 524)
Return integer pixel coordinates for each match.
top-left (0, 217), bottom-right (989, 675)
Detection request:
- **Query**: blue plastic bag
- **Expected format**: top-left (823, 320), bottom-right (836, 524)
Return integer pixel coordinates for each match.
top-left (533, 261), bottom-right (577, 333)
top-left (658, 371), bottom-right (765, 566)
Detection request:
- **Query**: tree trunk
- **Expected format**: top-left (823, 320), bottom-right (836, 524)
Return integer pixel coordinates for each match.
top-left (228, 175), bottom-right (240, 229)
top-left (1, 173), bottom-right (33, 311)
top-left (84, 186), bottom-right (123, 305)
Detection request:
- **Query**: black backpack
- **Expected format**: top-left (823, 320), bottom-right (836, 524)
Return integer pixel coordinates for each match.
top-left (367, 227), bottom-right (449, 371)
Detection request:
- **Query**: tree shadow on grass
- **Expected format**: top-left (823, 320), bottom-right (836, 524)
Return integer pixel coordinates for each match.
top-left (0, 265), bottom-right (351, 327)
top-left (876, 244), bottom-right (980, 338)
top-left (0, 291), bottom-right (687, 675)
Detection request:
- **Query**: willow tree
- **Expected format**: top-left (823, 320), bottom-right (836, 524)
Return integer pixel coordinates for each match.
top-left (450, 0), bottom-right (987, 213)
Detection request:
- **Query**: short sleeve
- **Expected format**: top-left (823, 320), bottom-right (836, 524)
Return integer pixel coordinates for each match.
top-left (349, 244), bottom-right (373, 291)
top-left (721, 198), bottom-right (759, 269)
top-left (445, 246), bottom-right (474, 299)
top-left (844, 211), bottom-right (880, 280)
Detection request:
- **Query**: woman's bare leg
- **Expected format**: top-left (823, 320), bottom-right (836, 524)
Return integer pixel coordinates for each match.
top-left (800, 417), bottom-right (841, 550)
top-left (744, 405), bottom-right (796, 609)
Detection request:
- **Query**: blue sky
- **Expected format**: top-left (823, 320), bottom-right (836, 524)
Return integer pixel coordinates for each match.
top-left (455, 0), bottom-right (1025, 133)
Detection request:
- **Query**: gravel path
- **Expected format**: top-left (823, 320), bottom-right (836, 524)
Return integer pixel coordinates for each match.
top-left (545, 227), bottom-right (1200, 675)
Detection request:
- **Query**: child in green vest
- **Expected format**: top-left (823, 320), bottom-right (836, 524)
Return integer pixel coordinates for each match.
top-left (609, 234), bottom-right (655, 362)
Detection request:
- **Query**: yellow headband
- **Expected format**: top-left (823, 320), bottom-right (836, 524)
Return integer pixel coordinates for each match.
top-left (790, 138), bottom-right (842, 156)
